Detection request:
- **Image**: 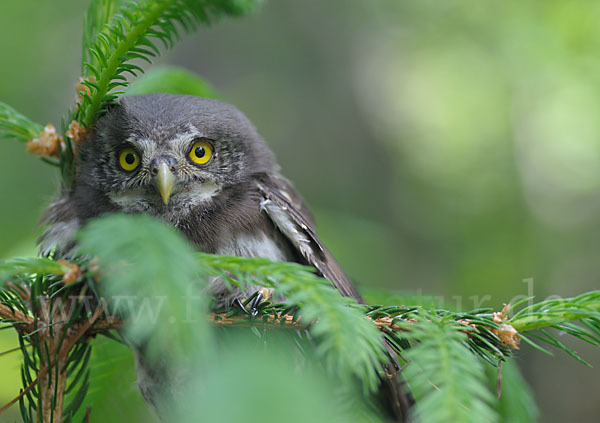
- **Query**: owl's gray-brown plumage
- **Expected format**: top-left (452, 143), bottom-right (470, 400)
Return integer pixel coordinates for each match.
top-left (40, 93), bottom-right (411, 421)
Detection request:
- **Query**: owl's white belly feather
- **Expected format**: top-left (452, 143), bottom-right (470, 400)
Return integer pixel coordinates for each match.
top-left (217, 231), bottom-right (288, 260)
top-left (208, 230), bottom-right (290, 308)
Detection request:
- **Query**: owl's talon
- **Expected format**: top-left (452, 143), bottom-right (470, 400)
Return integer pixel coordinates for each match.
top-left (229, 290), bottom-right (273, 317)
top-left (249, 291), bottom-right (263, 309)
top-left (234, 298), bottom-right (250, 315)
top-left (248, 291), bottom-right (266, 317)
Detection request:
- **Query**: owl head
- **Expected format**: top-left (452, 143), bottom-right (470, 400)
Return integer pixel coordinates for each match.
top-left (77, 93), bottom-right (278, 216)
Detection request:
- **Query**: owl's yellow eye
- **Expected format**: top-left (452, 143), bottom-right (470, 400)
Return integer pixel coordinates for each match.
top-left (189, 140), bottom-right (213, 165)
top-left (118, 148), bottom-right (140, 171)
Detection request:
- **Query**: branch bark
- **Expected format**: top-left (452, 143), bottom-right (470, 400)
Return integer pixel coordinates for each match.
top-left (0, 303), bottom-right (34, 332)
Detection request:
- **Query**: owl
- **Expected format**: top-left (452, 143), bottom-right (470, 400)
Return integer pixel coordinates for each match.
top-left (39, 93), bottom-right (410, 420)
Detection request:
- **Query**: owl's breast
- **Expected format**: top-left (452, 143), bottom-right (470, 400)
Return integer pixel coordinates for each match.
top-left (207, 228), bottom-right (295, 309)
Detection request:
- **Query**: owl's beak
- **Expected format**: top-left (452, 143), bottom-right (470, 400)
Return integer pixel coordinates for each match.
top-left (153, 162), bottom-right (176, 205)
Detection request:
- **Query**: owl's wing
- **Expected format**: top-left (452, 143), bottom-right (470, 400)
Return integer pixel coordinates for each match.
top-left (38, 195), bottom-right (81, 258)
top-left (256, 173), bottom-right (413, 421)
top-left (256, 173), bottom-right (363, 302)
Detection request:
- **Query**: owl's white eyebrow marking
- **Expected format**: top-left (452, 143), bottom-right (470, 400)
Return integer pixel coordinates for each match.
top-left (168, 125), bottom-right (203, 156)
top-left (128, 137), bottom-right (157, 165)
top-left (127, 124), bottom-right (205, 160)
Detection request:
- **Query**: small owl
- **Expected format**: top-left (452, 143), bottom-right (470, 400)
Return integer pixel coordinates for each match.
top-left (40, 93), bottom-right (409, 420)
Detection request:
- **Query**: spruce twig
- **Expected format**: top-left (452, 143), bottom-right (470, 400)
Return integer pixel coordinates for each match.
top-left (0, 377), bottom-right (38, 416)
top-left (0, 102), bottom-right (42, 141)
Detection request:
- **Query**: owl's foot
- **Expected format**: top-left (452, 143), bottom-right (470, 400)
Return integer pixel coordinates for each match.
top-left (234, 288), bottom-right (272, 317)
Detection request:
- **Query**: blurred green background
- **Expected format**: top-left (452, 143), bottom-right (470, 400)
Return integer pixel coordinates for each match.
top-left (1, 0), bottom-right (599, 422)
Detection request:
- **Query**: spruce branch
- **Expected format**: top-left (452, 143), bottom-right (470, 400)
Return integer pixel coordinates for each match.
top-left (507, 292), bottom-right (600, 365)
top-left (0, 303), bottom-right (34, 331)
top-left (81, 0), bottom-right (126, 74)
top-left (78, 0), bottom-right (262, 128)
top-left (509, 291), bottom-right (600, 331)
top-left (208, 289), bottom-right (600, 367)
top-left (195, 252), bottom-right (388, 393)
top-left (0, 376), bottom-right (38, 416)
top-left (0, 257), bottom-right (72, 280)
top-left (399, 315), bottom-right (498, 423)
top-left (0, 102), bottom-right (43, 142)
top-left (0, 259), bottom-right (111, 423)
top-left (80, 0), bottom-right (174, 127)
